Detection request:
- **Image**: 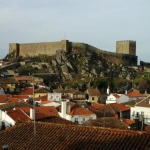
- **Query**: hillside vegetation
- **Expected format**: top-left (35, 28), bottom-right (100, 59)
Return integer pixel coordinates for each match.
top-left (5, 50), bottom-right (150, 93)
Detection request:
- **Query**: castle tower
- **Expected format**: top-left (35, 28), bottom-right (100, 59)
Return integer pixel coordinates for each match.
top-left (116, 40), bottom-right (136, 55)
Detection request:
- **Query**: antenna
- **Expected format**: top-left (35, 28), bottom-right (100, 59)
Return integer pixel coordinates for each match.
top-left (32, 75), bottom-right (37, 150)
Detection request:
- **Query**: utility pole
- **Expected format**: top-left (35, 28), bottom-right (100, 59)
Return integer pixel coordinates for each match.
top-left (32, 73), bottom-right (58, 150)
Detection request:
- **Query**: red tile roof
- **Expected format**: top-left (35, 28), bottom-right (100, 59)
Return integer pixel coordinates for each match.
top-left (113, 93), bottom-right (121, 98)
top-left (0, 94), bottom-right (7, 103)
top-left (16, 106), bottom-right (60, 119)
top-left (57, 102), bottom-right (94, 116)
top-left (7, 97), bottom-right (20, 103)
top-left (35, 95), bottom-right (48, 101)
top-left (122, 118), bottom-right (135, 126)
top-left (11, 95), bottom-right (29, 99)
top-left (91, 103), bottom-right (105, 109)
top-left (7, 109), bottom-right (31, 122)
top-left (14, 76), bottom-right (32, 81)
top-left (0, 122), bottom-right (150, 149)
top-left (87, 88), bottom-right (101, 96)
top-left (110, 103), bottom-right (130, 112)
top-left (90, 104), bottom-right (115, 118)
top-left (21, 88), bottom-right (33, 95)
top-left (135, 96), bottom-right (150, 107)
top-left (37, 116), bottom-right (76, 125)
top-left (84, 117), bottom-right (129, 130)
top-left (126, 91), bottom-right (146, 97)
top-left (69, 104), bottom-right (94, 115)
top-left (0, 77), bottom-right (19, 84)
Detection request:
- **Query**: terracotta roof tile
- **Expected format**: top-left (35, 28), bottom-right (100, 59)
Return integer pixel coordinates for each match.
top-left (0, 102), bottom-right (33, 111)
top-left (135, 96), bottom-right (150, 107)
top-left (113, 93), bottom-right (121, 98)
top-left (7, 97), bottom-right (20, 103)
top-left (0, 77), bottom-right (19, 84)
top-left (122, 118), bottom-right (135, 126)
top-left (0, 94), bottom-right (7, 103)
top-left (87, 88), bottom-right (101, 96)
top-left (91, 103), bottom-right (105, 109)
top-left (110, 103), bottom-right (130, 112)
top-left (21, 88), bottom-right (33, 95)
top-left (37, 116), bottom-right (75, 125)
top-left (7, 109), bottom-right (31, 122)
top-left (0, 122), bottom-right (150, 149)
top-left (126, 91), bottom-right (146, 97)
top-left (11, 95), bottom-right (29, 99)
top-left (34, 88), bottom-right (50, 93)
top-left (90, 104), bottom-right (115, 118)
top-left (35, 95), bottom-right (48, 101)
top-left (84, 117), bottom-right (129, 130)
top-left (14, 76), bottom-right (32, 81)
top-left (69, 104), bottom-right (94, 115)
top-left (16, 106), bottom-right (60, 119)
top-left (122, 99), bottom-right (142, 107)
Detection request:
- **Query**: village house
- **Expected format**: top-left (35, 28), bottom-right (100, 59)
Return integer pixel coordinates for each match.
top-left (130, 96), bottom-right (150, 125)
top-left (0, 77), bottom-right (19, 93)
top-left (106, 93), bottom-right (121, 104)
top-left (114, 90), bottom-right (147, 103)
top-left (57, 100), bottom-right (96, 124)
top-left (0, 109), bottom-right (31, 129)
top-left (86, 88), bottom-right (100, 103)
top-left (53, 88), bottom-right (87, 105)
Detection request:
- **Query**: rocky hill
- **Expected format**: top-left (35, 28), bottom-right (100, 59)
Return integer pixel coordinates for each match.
top-left (3, 49), bottom-right (141, 93)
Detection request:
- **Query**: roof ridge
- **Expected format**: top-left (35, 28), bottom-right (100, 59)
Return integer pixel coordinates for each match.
top-left (135, 96), bottom-right (150, 106)
top-left (5, 121), bottom-right (150, 135)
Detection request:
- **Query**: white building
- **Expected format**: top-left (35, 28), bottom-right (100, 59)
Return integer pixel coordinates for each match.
top-left (106, 93), bottom-right (121, 104)
top-left (115, 91), bottom-right (146, 104)
top-left (0, 110), bottom-right (15, 129)
top-left (130, 96), bottom-right (150, 124)
top-left (58, 100), bottom-right (97, 124)
top-left (48, 93), bottom-right (61, 102)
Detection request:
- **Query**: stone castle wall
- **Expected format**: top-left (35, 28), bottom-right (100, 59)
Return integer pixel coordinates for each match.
top-left (9, 40), bottom-right (137, 66)
top-left (9, 40), bottom-right (68, 57)
top-left (70, 42), bottom-right (137, 65)
top-left (116, 40), bottom-right (136, 55)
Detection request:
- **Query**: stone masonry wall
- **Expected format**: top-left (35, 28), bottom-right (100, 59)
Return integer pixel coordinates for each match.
top-left (70, 42), bottom-right (137, 66)
top-left (9, 40), bottom-right (137, 66)
top-left (116, 40), bottom-right (136, 55)
top-left (9, 40), bottom-right (68, 57)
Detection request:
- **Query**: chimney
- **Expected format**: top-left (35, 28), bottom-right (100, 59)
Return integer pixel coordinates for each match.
top-left (61, 100), bottom-right (66, 118)
top-left (107, 86), bottom-right (110, 95)
top-left (30, 108), bottom-right (35, 120)
top-left (67, 102), bottom-right (71, 114)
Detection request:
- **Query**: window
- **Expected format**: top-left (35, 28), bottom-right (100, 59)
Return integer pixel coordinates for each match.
top-left (136, 112), bottom-right (139, 117)
top-left (132, 111), bottom-right (135, 116)
top-left (141, 111), bottom-right (144, 117)
top-left (89, 117), bottom-right (93, 120)
top-left (75, 118), bottom-right (78, 124)
top-left (92, 97), bottom-right (94, 100)
top-left (75, 118), bottom-right (78, 121)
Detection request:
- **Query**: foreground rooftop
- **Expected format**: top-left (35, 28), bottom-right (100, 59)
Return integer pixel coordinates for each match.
top-left (0, 122), bottom-right (150, 150)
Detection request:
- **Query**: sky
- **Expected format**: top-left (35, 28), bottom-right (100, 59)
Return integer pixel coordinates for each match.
top-left (0, 0), bottom-right (150, 63)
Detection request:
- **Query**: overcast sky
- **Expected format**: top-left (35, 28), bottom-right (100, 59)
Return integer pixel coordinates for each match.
top-left (0, 0), bottom-right (150, 63)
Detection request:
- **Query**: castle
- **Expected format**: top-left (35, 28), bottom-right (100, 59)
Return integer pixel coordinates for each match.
top-left (9, 40), bottom-right (137, 66)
